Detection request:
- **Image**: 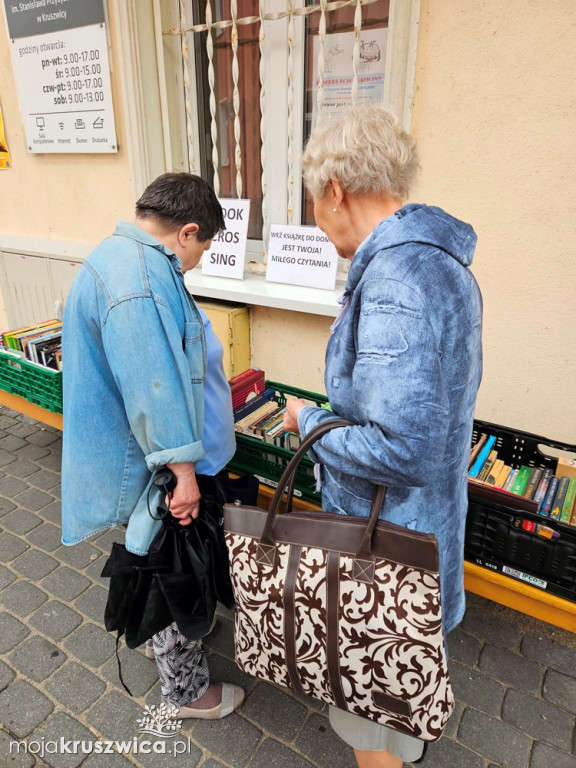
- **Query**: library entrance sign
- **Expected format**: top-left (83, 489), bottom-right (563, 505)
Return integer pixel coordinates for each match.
top-left (3, 0), bottom-right (117, 153)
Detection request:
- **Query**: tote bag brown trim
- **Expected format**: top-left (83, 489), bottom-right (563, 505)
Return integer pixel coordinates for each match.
top-left (224, 419), bottom-right (454, 742)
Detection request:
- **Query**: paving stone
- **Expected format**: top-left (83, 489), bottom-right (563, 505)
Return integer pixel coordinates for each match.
top-left (205, 651), bottom-right (260, 695)
top-left (36, 455), bottom-right (63, 475)
top-left (6, 419), bottom-right (41, 438)
top-left (29, 600), bottom-right (83, 641)
top-left (0, 612), bottom-right (30, 653)
top-left (132, 735), bottom-right (202, 767)
top-left (479, 644), bottom-right (543, 693)
top-left (449, 660), bottom-right (505, 715)
top-left (1, 509), bottom-right (43, 535)
top-left (447, 626), bottom-right (482, 667)
top-left (1, 581), bottom-right (48, 615)
top-left (530, 741), bottom-right (576, 768)
top-left (0, 452), bottom-right (18, 471)
top-left (0, 434), bottom-right (28, 452)
top-left (457, 707), bottom-right (533, 768)
top-left (82, 557), bottom-right (110, 586)
top-left (0, 728), bottom-right (35, 768)
top-left (82, 751), bottom-right (134, 768)
top-left (462, 601), bottom-right (524, 651)
top-left (200, 760), bottom-right (228, 768)
top-left (24, 429), bottom-right (61, 448)
top-left (73, 584), bottom-right (108, 622)
top-left (442, 700), bottom-right (465, 740)
top-left (16, 444), bottom-right (50, 461)
top-left (85, 690), bottom-right (151, 742)
top-left (204, 616), bottom-right (236, 659)
top-left (101, 647), bottom-right (159, 697)
top-left (502, 689), bottom-right (574, 751)
top-left (0, 496), bottom-right (17, 517)
top-left (0, 531), bottom-right (29, 561)
top-left (32, 711), bottom-right (99, 768)
top-left (192, 711), bottom-right (262, 766)
top-left (38, 500), bottom-right (62, 525)
top-left (247, 737), bottom-right (315, 768)
top-left (543, 668), bottom-right (576, 712)
top-left (63, 622), bottom-right (117, 667)
top-left (522, 634), bottom-right (576, 678)
top-left (25, 522), bottom-right (63, 552)
top-left (0, 562), bottom-right (17, 590)
top-left (0, 658), bottom-right (16, 692)
top-left (0, 679), bottom-right (54, 738)
top-left (241, 681), bottom-right (308, 742)
top-left (8, 635), bottom-right (67, 682)
top-left (295, 712), bottom-right (356, 768)
top-left (416, 737), bottom-right (486, 768)
top-left (40, 566), bottom-right (91, 601)
top-left (91, 526), bottom-right (127, 553)
top-left (54, 542), bottom-right (102, 570)
top-left (24, 469), bottom-right (60, 492)
top-left (12, 489), bottom-right (54, 514)
top-left (4, 458), bottom-right (41, 478)
top-left (0, 475), bottom-right (27, 495)
top-left (44, 661), bottom-right (106, 711)
top-left (11, 549), bottom-right (59, 580)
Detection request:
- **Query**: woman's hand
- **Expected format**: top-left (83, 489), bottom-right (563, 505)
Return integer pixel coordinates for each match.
top-left (283, 396), bottom-right (307, 435)
top-left (165, 461), bottom-right (201, 525)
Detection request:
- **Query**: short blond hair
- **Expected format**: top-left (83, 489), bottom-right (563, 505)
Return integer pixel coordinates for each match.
top-left (302, 105), bottom-right (420, 201)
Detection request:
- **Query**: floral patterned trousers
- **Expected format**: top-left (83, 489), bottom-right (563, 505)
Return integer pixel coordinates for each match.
top-left (147, 622), bottom-right (209, 707)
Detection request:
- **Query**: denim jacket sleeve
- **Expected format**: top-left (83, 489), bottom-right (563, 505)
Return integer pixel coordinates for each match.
top-left (298, 277), bottom-right (451, 488)
top-left (101, 294), bottom-right (205, 470)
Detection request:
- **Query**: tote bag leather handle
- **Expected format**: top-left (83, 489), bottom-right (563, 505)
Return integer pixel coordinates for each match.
top-left (261, 419), bottom-right (387, 559)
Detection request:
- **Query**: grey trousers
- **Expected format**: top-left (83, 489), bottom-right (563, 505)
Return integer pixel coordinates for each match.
top-left (148, 622), bottom-right (209, 707)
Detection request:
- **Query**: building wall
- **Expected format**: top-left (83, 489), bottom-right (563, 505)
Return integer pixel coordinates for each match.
top-left (1, 0), bottom-right (575, 443)
top-left (253, 0), bottom-right (576, 444)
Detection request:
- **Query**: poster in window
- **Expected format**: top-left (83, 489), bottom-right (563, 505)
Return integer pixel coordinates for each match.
top-left (312, 28), bottom-right (388, 129)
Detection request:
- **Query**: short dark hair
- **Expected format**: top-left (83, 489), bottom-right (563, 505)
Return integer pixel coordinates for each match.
top-left (135, 172), bottom-right (225, 241)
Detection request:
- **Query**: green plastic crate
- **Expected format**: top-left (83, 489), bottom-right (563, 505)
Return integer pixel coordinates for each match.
top-left (0, 348), bottom-right (63, 414)
top-left (227, 380), bottom-right (329, 503)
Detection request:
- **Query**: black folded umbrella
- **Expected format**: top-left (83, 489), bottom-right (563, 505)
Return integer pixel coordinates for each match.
top-left (101, 468), bottom-right (258, 651)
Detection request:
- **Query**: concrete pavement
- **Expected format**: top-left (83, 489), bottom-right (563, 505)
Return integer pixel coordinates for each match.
top-left (0, 404), bottom-right (575, 767)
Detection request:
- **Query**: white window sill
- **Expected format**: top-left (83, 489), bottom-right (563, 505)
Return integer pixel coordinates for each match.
top-left (0, 233), bottom-right (343, 317)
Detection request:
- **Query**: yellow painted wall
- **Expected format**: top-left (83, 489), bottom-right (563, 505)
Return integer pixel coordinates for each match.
top-left (1, 0), bottom-right (574, 444)
top-left (252, 0), bottom-right (576, 444)
top-left (0, 5), bottom-right (133, 242)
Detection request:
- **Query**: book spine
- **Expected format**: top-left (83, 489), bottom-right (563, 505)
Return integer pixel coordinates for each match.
top-left (540, 476), bottom-right (559, 518)
top-left (510, 466), bottom-right (532, 496)
top-left (468, 433), bottom-right (487, 469)
top-left (486, 458), bottom-right (505, 486)
top-left (523, 467), bottom-right (543, 499)
top-left (559, 477), bottom-right (576, 524)
top-left (534, 469), bottom-right (552, 513)
top-left (494, 464), bottom-right (512, 488)
top-left (478, 450), bottom-right (498, 483)
top-left (502, 468), bottom-right (518, 492)
top-left (469, 435), bottom-right (497, 479)
top-left (550, 476), bottom-right (570, 521)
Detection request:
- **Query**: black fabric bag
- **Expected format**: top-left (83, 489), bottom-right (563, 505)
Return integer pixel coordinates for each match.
top-left (101, 469), bottom-right (259, 650)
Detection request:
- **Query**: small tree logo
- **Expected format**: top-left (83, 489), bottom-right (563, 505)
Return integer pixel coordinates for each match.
top-left (136, 703), bottom-right (182, 738)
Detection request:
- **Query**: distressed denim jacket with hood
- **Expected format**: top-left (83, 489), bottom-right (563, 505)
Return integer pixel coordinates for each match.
top-left (298, 204), bottom-right (483, 634)
top-left (61, 221), bottom-right (206, 555)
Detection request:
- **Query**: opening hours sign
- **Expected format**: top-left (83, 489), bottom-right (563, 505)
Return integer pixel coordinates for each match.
top-left (3, 0), bottom-right (118, 153)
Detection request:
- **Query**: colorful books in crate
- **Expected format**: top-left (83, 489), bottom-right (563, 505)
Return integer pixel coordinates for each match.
top-left (228, 368), bottom-right (265, 410)
top-left (468, 432), bottom-right (576, 525)
top-left (1, 319), bottom-right (62, 370)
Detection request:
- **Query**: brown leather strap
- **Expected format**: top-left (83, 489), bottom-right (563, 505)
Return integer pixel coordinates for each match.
top-left (284, 544), bottom-right (303, 694)
top-left (326, 550), bottom-right (346, 710)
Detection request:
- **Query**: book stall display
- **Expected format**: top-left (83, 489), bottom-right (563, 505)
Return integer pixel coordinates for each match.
top-left (0, 349), bottom-right (574, 631)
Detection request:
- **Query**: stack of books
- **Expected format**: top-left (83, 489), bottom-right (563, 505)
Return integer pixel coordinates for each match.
top-left (469, 435), bottom-right (576, 525)
top-left (228, 368), bottom-right (266, 410)
top-left (1, 320), bottom-right (62, 370)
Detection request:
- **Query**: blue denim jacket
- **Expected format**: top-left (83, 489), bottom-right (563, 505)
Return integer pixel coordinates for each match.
top-left (61, 221), bottom-right (206, 555)
top-left (298, 204), bottom-right (483, 633)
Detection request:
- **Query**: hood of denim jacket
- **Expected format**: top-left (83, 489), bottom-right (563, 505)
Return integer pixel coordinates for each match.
top-left (345, 203), bottom-right (477, 294)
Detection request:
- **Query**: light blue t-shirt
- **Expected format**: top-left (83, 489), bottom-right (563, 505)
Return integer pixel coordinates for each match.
top-left (195, 306), bottom-right (237, 476)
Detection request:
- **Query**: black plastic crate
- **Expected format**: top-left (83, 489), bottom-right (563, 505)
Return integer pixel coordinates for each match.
top-left (466, 420), bottom-right (576, 601)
